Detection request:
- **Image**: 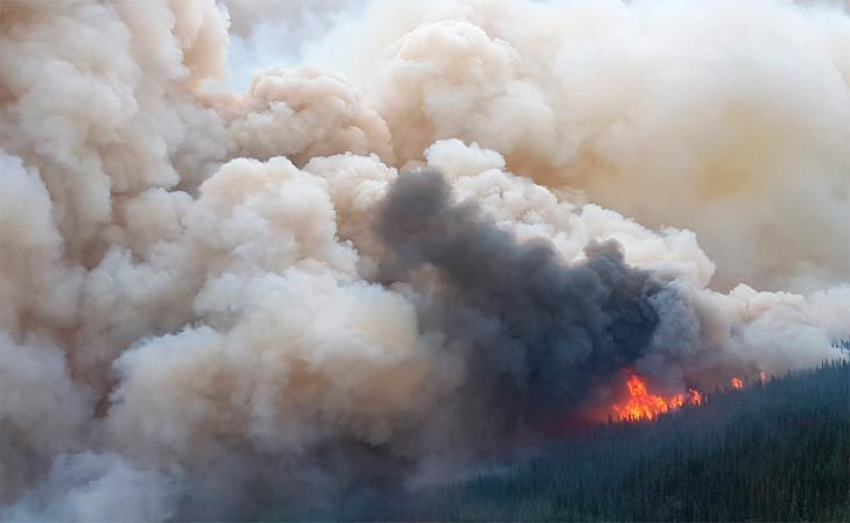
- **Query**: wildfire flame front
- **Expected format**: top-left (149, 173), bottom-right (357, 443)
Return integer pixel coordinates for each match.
top-left (613, 372), bottom-right (703, 422)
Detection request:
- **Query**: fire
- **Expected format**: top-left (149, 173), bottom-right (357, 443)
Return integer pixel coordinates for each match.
top-left (731, 377), bottom-right (744, 389)
top-left (612, 372), bottom-right (702, 422)
top-left (688, 388), bottom-right (703, 405)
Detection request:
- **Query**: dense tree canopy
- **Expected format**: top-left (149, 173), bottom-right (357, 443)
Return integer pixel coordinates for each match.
top-left (400, 360), bottom-right (850, 522)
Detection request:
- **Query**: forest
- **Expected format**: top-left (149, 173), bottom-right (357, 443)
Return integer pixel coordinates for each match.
top-left (274, 360), bottom-right (850, 522)
top-left (289, 359), bottom-right (850, 522)
top-left (393, 360), bottom-right (850, 522)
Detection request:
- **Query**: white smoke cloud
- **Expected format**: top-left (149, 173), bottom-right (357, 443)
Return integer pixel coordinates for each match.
top-left (2, 453), bottom-right (181, 523)
top-left (1, 0), bottom-right (848, 520)
top-left (221, 0), bottom-right (366, 90)
top-left (309, 0), bottom-right (850, 292)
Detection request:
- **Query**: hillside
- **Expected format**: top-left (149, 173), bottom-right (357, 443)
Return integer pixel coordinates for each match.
top-left (395, 360), bottom-right (850, 522)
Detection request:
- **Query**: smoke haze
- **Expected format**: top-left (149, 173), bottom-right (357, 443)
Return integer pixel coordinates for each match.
top-left (1, 0), bottom-right (848, 520)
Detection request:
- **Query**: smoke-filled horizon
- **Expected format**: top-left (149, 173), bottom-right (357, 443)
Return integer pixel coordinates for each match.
top-left (1, 0), bottom-right (849, 521)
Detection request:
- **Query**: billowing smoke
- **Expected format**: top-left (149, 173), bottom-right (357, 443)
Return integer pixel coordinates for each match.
top-left (1, 0), bottom-right (848, 520)
top-left (377, 170), bottom-right (662, 417)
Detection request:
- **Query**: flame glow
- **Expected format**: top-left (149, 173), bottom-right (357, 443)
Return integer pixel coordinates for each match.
top-left (612, 372), bottom-right (702, 422)
top-left (688, 388), bottom-right (703, 405)
top-left (731, 377), bottom-right (744, 389)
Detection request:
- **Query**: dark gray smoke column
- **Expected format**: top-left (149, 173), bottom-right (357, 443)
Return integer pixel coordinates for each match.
top-left (377, 169), bottom-right (663, 424)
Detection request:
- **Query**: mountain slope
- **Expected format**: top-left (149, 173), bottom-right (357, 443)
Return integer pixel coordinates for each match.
top-left (402, 361), bottom-right (850, 522)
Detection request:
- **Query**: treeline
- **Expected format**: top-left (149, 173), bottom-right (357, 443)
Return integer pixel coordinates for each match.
top-left (398, 360), bottom-right (850, 522)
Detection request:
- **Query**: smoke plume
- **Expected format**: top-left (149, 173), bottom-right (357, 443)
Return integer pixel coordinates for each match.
top-left (376, 170), bottom-right (661, 417)
top-left (1, 0), bottom-right (848, 520)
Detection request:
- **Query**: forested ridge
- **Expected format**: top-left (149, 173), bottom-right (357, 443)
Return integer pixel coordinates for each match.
top-left (398, 360), bottom-right (850, 522)
top-left (265, 360), bottom-right (848, 522)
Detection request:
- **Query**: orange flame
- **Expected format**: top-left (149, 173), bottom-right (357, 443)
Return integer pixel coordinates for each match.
top-left (612, 373), bottom-right (702, 422)
top-left (759, 372), bottom-right (766, 385)
top-left (731, 377), bottom-right (744, 389)
top-left (688, 388), bottom-right (703, 405)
